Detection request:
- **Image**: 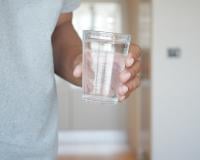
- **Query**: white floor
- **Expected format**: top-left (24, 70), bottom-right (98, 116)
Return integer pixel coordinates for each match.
top-left (58, 131), bottom-right (130, 155)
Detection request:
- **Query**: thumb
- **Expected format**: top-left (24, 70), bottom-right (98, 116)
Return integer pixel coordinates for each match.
top-left (73, 63), bottom-right (82, 78)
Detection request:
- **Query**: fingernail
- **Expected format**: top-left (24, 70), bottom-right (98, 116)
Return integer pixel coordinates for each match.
top-left (126, 58), bottom-right (134, 67)
top-left (122, 85), bottom-right (128, 93)
top-left (124, 72), bottom-right (131, 81)
top-left (119, 85), bottom-right (128, 95)
top-left (73, 65), bottom-right (82, 77)
top-left (119, 96), bottom-right (126, 101)
top-left (121, 72), bottom-right (131, 82)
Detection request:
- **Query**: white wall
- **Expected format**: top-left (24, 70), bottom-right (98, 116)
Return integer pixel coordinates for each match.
top-left (152, 0), bottom-right (200, 160)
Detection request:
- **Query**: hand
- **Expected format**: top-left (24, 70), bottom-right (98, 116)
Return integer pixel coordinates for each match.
top-left (118, 44), bottom-right (142, 102)
top-left (73, 43), bottom-right (142, 102)
top-left (72, 54), bottom-right (82, 85)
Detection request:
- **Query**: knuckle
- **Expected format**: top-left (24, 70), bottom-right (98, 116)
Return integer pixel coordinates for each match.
top-left (133, 80), bottom-right (138, 89)
top-left (126, 83), bottom-right (131, 91)
top-left (133, 43), bottom-right (141, 51)
top-left (132, 45), bottom-right (142, 58)
top-left (129, 44), bottom-right (134, 52)
top-left (129, 80), bottom-right (135, 90)
top-left (134, 44), bottom-right (142, 52)
top-left (137, 48), bottom-right (142, 57)
top-left (136, 60), bottom-right (141, 67)
top-left (132, 62), bottom-right (141, 73)
top-left (130, 68), bottom-right (136, 76)
top-left (132, 78), bottom-right (139, 90)
top-left (127, 84), bottom-right (131, 91)
top-left (127, 76), bottom-right (141, 92)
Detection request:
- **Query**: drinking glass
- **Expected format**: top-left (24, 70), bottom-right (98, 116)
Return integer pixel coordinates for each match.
top-left (82, 30), bottom-right (131, 104)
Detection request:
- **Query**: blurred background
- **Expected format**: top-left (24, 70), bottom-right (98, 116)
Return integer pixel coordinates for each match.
top-left (57, 0), bottom-right (200, 160)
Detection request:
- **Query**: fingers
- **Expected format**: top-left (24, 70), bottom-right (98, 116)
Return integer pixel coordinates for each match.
top-left (118, 75), bottom-right (141, 101)
top-left (126, 57), bottom-right (134, 67)
top-left (119, 43), bottom-right (141, 83)
top-left (117, 44), bottom-right (141, 102)
top-left (126, 75), bottom-right (141, 94)
top-left (127, 44), bottom-right (141, 62)
top-left (118, 85), bottom-right (129, 99)
top-left (128, 60), bottom-right (141, 79)
top-left (120, 60), bottom-right (141, 83)
top-left (119, 70), bottom-right (131, 83)
top-left (73, 63), bottom-right (82, 78)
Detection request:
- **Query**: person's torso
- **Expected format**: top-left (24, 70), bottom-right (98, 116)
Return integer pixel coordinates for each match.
top-left (0, 0), bottom-right (64, 159)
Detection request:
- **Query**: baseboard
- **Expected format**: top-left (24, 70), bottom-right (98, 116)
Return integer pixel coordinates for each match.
top-left (58, 130), bottom-right (130, 155)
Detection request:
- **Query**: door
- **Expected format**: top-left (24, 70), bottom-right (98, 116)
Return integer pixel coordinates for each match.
top-left (152, 0), bottom-right (200, 159)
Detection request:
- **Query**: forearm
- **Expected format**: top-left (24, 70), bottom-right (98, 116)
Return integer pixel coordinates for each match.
top-left (52, 15), bottom-right (82, 86)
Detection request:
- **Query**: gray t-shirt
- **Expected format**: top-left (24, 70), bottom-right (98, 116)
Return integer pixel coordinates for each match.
top-left (0, 0), bottom-right (80, 159)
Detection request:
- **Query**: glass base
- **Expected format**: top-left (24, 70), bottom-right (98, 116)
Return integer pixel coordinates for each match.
top-left (82, 94), bottom-right (118, 104)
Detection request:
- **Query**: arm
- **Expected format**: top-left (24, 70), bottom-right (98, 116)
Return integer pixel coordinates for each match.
top-left (52, 13), bottom-right (82, 86)
top-left (52, 13), bottom-right (141, 101)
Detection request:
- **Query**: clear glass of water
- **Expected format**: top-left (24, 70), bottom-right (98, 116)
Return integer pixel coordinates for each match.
top-left (82, 30), bottom-right (131, 104)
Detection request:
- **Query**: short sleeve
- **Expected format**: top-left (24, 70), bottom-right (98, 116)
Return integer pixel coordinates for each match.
top-left (61, 0), bottom-right (81, 13)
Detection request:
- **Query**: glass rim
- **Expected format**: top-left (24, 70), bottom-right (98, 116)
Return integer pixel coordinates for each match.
top-left (83, 30), bottom-right (131, 43)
